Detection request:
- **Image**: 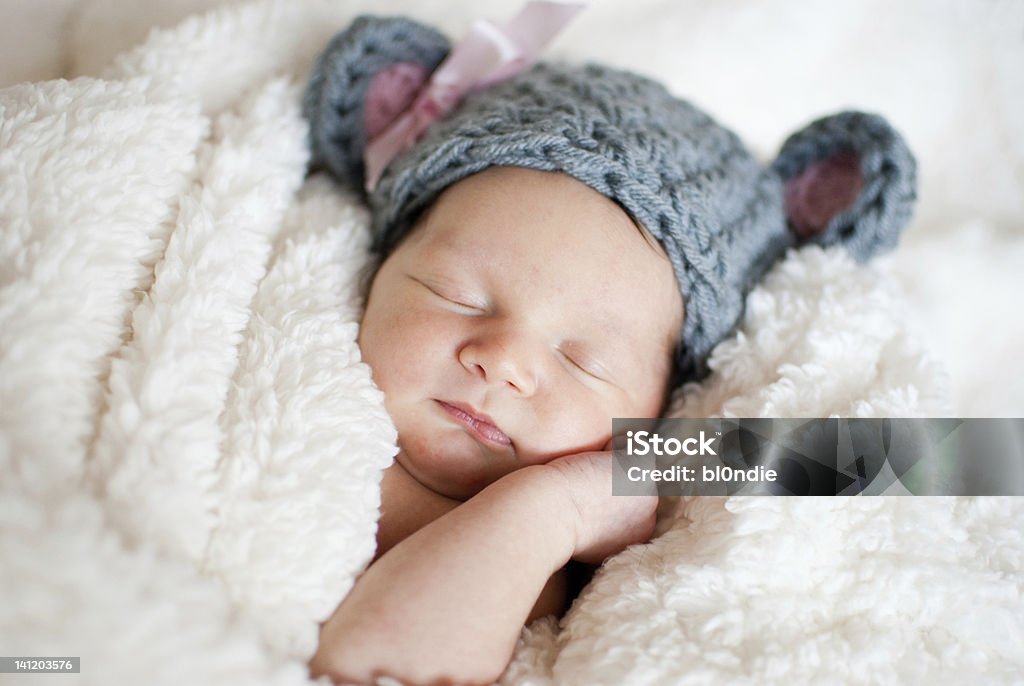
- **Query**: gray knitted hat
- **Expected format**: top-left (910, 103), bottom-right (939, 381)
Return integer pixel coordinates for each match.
top-left (303, 15), bottom-right (917, 382)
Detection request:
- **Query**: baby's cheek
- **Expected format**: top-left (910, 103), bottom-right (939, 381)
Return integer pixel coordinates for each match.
top-left (632, 383), bottom-right (671, 419)
top-left (367, 346), bottom-right (417, 396)
top-left (537, 382), bottom-right (667, 460)
top-left (527, 395), bottom-right (613, 462)
top-left (363, 305), bottom-right (441, 393)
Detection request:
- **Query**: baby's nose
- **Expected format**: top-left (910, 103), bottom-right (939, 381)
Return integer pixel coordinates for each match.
top-left (458, 326), bottom-right (539, 396)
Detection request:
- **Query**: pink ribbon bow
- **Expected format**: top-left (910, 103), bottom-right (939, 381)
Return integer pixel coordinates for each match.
top-left (363, 1), bottom-right (585, 191)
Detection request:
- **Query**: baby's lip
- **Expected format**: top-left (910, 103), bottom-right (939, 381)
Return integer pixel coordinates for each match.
top-left (435, 400), bottom-right (513, 447)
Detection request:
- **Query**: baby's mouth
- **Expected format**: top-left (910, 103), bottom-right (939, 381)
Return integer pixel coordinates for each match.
top-left (435, 400), bottom-right (512, 447)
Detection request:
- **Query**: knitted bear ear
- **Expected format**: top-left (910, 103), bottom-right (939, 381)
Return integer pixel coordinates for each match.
top-left (303, 16), bottom-right (450, 195)
top-left (771, 111), bottom-right (917, 261)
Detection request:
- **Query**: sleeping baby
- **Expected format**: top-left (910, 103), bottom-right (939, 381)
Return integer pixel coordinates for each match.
top-left (300, 10), bottom-right (916, 685)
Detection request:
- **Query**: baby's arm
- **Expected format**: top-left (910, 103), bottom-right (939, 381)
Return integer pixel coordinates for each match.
top-left (309, 454), bottom-right (656, 685)
top-left (310, 466), bottom-right (574, 684)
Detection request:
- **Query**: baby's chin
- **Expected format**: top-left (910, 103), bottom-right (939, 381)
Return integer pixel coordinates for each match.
top-left (395, 429), bottom-right (516, 501)
top-left (391, 405), bottom-right (614, 499)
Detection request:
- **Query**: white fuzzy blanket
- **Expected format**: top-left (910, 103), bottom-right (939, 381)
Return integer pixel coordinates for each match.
top-left (2, 1), bottom-right (1022, 684)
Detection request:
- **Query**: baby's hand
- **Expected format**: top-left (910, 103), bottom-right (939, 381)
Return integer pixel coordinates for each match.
top-left (541, 444), bottom-right (658, 564)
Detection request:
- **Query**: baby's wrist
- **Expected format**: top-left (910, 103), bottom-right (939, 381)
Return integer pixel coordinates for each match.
top-left (486, 465), bottom-right (580, 567)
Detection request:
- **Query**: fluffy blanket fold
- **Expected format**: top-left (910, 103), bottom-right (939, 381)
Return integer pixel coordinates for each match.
top-left (1, 1), bottom-right (1021, 684)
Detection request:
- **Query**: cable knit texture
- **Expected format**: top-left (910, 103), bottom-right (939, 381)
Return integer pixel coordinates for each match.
top-left (304, 16), bottom-right (918, 380)
top-left (303, 16), bottom-right (450, 185)
top-left (773, 110), bottom-right (917, 260)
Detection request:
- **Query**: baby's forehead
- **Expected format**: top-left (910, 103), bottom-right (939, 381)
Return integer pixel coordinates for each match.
top-left (414, 168), bottom-right (663, 251)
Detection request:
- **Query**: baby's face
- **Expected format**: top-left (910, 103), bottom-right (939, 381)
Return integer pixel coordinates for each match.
top-left (359, 167), bottom-right (683, 500)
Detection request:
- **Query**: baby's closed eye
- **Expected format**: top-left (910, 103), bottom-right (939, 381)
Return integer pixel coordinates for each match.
top-left (409, 274), bottom-right (487, 312)
top-left (557, 343), bottom-right (613, 384)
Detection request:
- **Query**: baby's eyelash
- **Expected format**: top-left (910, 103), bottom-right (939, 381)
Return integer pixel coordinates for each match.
top-left (559, 347), bottom-right (608, 383)
top-left (411, 276), bottom-right (484, 312)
